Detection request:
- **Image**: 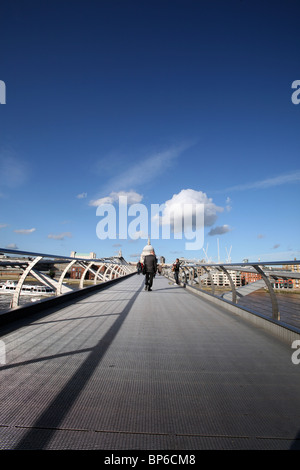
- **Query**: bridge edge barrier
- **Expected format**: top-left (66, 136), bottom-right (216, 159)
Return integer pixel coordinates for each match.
top-left (0, 272), bottom-right (136, 328)
top-left (185, 284), bottom-right (300, 344)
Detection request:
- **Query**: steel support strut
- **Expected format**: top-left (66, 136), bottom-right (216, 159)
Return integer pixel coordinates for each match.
top-left (57, 260), bottom-right (77, 295)
top-left (253, 265), bottom-right (280, 321)
top-left (12, 256), bottom-right (43, 308)
top-left (219, 265), bottom-right (237, 304)
top-left (202, 266), bottom-right (215, 295)
top-left (180, 267), bottom-right (187, 285)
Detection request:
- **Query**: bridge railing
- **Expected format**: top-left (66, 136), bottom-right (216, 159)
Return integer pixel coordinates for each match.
top-left (0, 248), bottom-right (135, 308)
top-left (162, 260), bottom-right (300, 322)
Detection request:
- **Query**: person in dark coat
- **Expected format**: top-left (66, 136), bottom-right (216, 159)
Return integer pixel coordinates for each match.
top-left (137, 261), bottom-right (142, 274)
top-left (172, 258), bottom-right (180, 285)
top-left (143, 250), bottom-right (157, 291)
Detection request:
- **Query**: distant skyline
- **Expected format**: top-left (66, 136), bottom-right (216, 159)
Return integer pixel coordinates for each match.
top-left (1, 0), bottom-right (299, 263)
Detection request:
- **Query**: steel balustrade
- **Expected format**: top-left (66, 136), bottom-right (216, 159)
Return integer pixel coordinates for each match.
top-left (0, 248), bottom-right (135, 308)
top-left (1, 247), bottom-right (299, 323)
top-left (163, 259), bottom-right (300, 322)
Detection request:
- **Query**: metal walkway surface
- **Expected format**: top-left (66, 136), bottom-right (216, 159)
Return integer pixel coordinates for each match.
top-left (0, 274), bottom-right (300, 450)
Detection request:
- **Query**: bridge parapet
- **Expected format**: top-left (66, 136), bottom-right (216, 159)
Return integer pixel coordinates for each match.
top-left (163, 259), bottom-right (300, 323)
top-left (0, 248), bottom-right (135, 308)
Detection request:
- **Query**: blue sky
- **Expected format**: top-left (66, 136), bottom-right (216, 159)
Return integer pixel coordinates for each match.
top-left (0, 0), bottom-right (299, 264)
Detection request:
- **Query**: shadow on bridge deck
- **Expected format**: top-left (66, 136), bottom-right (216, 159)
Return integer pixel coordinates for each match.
top-left (0, 274), bottom-right (300, 450)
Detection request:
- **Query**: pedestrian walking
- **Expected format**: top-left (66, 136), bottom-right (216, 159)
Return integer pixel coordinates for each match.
top-left (172, 258), bottom-right (180, 285)
top-left (143, 250), bottom-right (157, 291)
top-left (137, 261), bottom-right (142, 274)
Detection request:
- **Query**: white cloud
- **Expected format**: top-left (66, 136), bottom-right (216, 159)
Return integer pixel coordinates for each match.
top-left (48, 232), bottom-right (72, 240)
top-left (111, 191), bottom-right (143, 204)
top-left (89, 190), bottom-right (143, 207)
top-left (0, 224), bottom-right (9, 229)
top-left (225, 197), bottom-right (232, 211)
top-left (154, 189), bottom-right (223, 232)
top-left (245, 250), bottom-right (300, 262)
top-left (14, 228), bottom-right (36, 234)
top-left (208, 225), bottom-right (232, 236)
top-left (76, 192), bottom-right (87, 199)
top-left (0, 151), bottom-right (29, 188)
top-left (89, 195), bottom-right (114, 206)
top-left (97, 142), bottom-right (193, 196)
top-left (5, 243), bottom-right (18, 249)
top-left (89, 142), bottom-right (194, 208)
top-left (129, 253), bottom-right (142, 258)
top-left (224, 170), bottom-right (300, 192)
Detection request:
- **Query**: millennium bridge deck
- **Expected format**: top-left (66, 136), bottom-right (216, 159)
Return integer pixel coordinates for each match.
top-left (1, 274), bottom-right (300, 450)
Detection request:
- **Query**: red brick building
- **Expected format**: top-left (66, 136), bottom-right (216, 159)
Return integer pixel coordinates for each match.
top-left (241, 272), bottom-right (262, 285)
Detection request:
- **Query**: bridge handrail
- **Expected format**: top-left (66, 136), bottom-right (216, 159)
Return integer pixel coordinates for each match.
top-left (0, 248), bottom-right (135, 308)
top-left (162, 259), bottom-right (300, 322)
top-left (0, 247), bottom-right (129, 264)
